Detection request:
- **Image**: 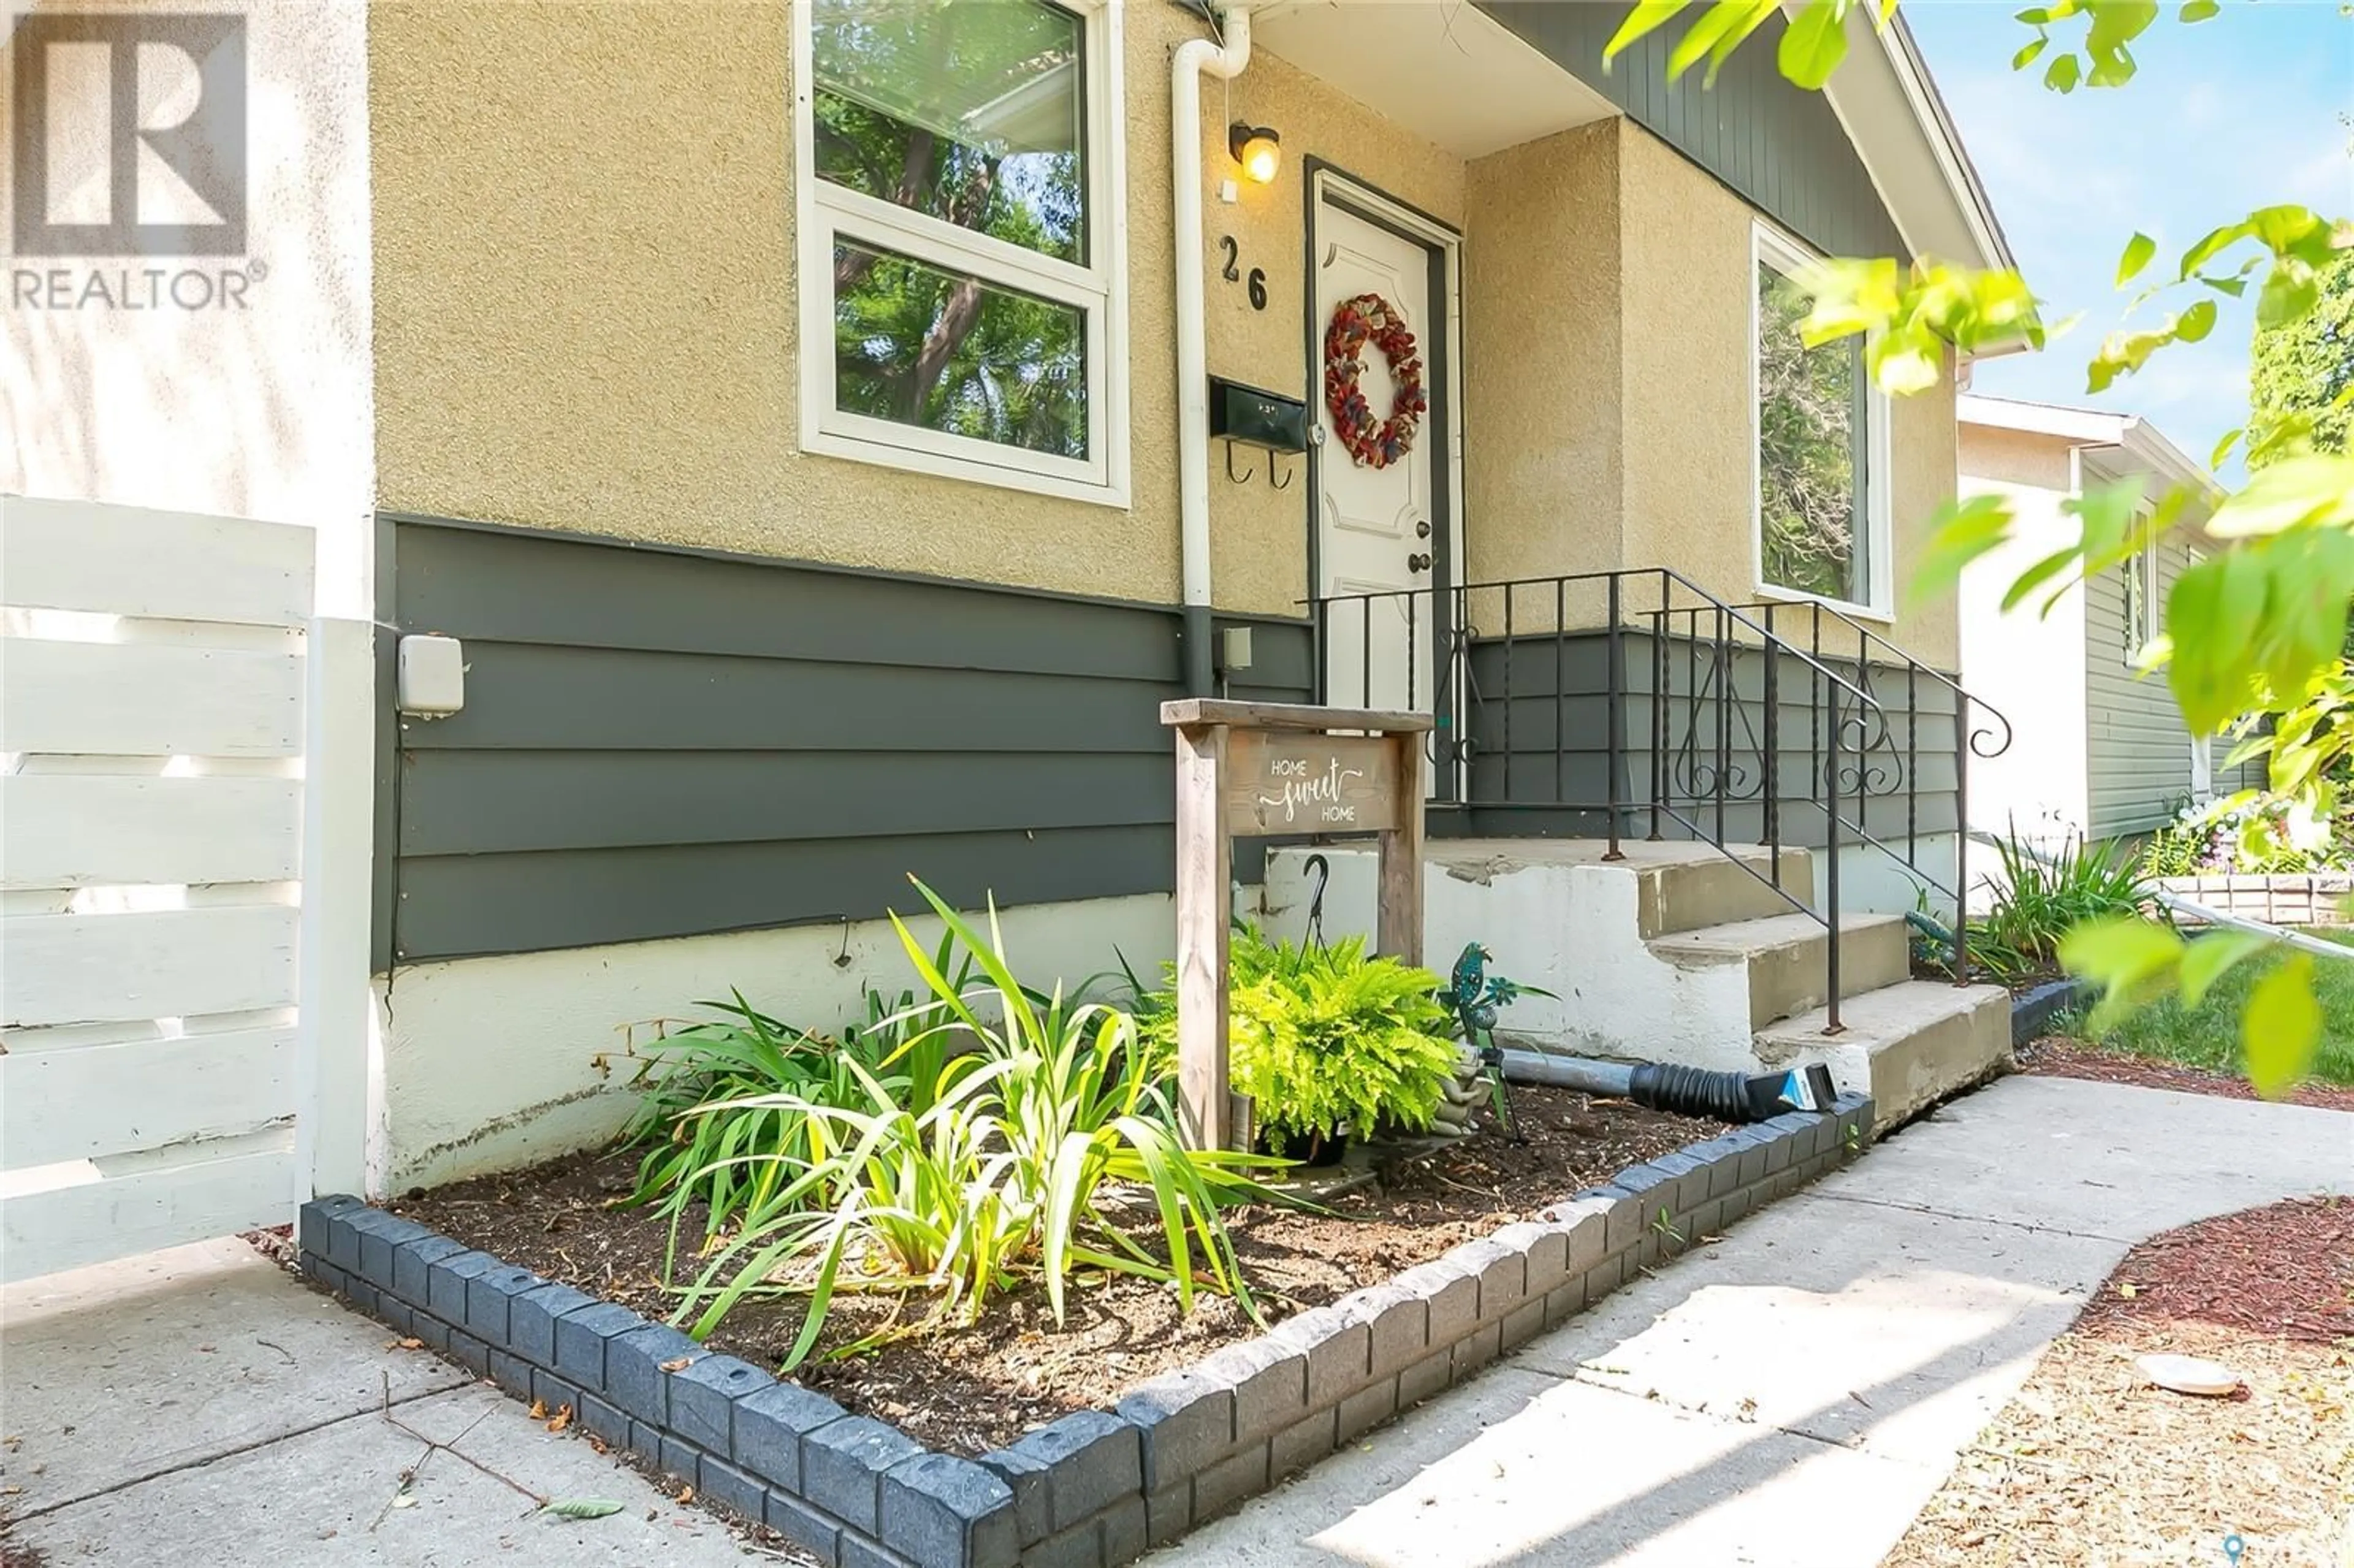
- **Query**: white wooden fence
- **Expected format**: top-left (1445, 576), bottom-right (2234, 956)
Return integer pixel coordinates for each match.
top-left (1, 497), bottom-right (372, 1282)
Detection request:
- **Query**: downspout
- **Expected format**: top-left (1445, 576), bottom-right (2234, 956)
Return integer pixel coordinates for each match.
top-left (1174, 6), bottom-right (1252, 695)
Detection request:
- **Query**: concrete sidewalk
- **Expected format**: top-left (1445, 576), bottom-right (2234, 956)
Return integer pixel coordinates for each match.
top-left (1, 1237), bottom-right (780, 1565)
top-left (1156, 1075), bottom-right (2354, 1567)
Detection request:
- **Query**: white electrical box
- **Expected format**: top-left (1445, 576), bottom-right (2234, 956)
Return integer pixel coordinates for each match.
top-left (397, 634), bottom-right (467, 717)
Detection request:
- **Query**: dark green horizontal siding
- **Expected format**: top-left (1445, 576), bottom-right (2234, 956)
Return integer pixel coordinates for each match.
top-left (1475, 1), bottom-right (1907, 262)
top-left (399, 827), bottom-right (1179, 960)
top-left (381, 517), bottom-right (1312, 964)
top-left (1458, 630), bottom-right (1962, 853)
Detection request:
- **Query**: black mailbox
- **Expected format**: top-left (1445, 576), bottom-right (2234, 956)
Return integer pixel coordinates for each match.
top-left (1209, 378), bottom-right (1310, 453)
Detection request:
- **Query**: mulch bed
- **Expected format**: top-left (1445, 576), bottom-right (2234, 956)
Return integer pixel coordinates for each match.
top-left (1886, 1196), bottom-right (2354, 1566)
top-left (392, 1086), bottom-right (1726, 1455)
top-left (2017, 1035), bottom-right (2354, 1113)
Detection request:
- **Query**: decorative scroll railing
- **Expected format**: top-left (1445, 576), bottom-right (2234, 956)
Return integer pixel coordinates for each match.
top-left (1312, 569), bottom-right (2017, 1030)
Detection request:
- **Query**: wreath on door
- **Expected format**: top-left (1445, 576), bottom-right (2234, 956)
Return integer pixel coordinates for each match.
top-left (1324, 293), bottom-right (1428, 470)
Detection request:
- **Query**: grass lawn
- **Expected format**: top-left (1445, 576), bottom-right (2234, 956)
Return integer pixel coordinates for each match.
top-left (2068, 926), bottom-right (2354, 1087)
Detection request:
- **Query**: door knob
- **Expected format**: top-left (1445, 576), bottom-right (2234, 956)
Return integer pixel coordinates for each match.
top-left (1414, 520), bottom-right (1431, 539)
top-left (1407, 552), bottom-right (1433, 573)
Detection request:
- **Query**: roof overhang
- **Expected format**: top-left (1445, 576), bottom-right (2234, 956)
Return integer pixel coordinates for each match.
top-left (1249, 1), bottom-right (1617, 160)
top-left (1813, 7), bottom-right (2016, 276)
top-left (1962, 394), bottom-right (2222, 519)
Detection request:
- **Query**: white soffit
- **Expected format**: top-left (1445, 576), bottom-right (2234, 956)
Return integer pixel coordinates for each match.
top-left (1816, 7), bottom-right (2014, 273)
top-left (1253, 0), bottom-right (1618, 161)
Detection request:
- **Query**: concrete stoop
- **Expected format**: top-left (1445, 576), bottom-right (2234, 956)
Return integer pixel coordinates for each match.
top-left (1261, 839), bottom-right (2009, 1125)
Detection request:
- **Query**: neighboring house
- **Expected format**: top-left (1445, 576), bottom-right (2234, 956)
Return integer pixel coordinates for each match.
top-left (6, 0), bottom-right (2021, 1209)
top-left (1957, 394), bottom-right (2257, 853)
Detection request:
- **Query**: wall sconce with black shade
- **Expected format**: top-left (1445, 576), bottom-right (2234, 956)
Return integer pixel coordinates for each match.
top-left (1228, 122), bottom-right (1281, 185)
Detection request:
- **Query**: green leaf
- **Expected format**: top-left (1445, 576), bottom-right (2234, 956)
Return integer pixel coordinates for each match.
top-left (2179, 0), bottom-right (2219, 18)
top-left (2175, 298), bottom-right (2219, 343)
top-left (2177, 930), bottom-right (2269, 1008)
top-left (2115, 232), bottom-right (2156, 288)
top-left (2243, 953), bottom-right (2321, 1098)
top-left (2059, 915), bottom-right (2181, 989)
top-left (2059, 915), bottom-right (2183, 1026)
top-left (2208, 426), bottom-right (2244, 470)
top-left (2011, 33), bottom-right (2049, 70)
top-left (1602, 0), bottom-right (1694, 67)
top-left (2258, 257), bottom-right (2322, 330)
top-left (2001, 545), bottom-right (2085, 616)
top-left (1908, 493), bottom-right (2015, 606)
top-left (2043, 51), bottom-right (2082, 92)
top-left (541, 1499), bottom-right (627, 1521)
top-left (2199, 273), bottom-right (2249, 298)
top-left (1778, 0), bottom-right (1849, 88)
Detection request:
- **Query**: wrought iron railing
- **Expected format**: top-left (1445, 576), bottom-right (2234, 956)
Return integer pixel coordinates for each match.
top-left (1732, 597), bottom-right (2016, 981)
top-left (1314, 569), bottom-right (2016, 1030)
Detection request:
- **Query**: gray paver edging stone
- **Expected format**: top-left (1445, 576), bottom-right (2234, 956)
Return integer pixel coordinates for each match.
top-left (2011, 977), bottom-right (2088, 1045)
top-left (297, 1093), bottom-right (1873, 1567)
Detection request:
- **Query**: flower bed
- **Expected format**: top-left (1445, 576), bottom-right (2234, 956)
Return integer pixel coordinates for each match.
top-left (298, 1089), bottom-right (1873, 1568)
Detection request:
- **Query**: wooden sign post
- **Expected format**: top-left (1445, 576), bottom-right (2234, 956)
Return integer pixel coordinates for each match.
top-left (1159, 699), bottom-right (1434, 1151)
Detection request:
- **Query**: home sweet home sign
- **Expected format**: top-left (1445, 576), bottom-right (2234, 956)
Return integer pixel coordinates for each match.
top-left (1159, 698), bottom-right (1433, 1151)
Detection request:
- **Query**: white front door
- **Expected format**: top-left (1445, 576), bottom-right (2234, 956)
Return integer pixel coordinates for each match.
top-left (1314, 193), bottom-right (1442, 720)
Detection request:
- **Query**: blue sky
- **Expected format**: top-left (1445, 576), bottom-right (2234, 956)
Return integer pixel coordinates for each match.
top-left (1905, 2), bottom-right (2353, 466)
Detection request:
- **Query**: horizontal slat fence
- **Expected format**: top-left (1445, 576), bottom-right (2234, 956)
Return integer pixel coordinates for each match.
top-left (1, 498), bottom-right (318, 1282)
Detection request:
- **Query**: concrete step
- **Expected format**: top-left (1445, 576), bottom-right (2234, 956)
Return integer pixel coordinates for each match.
top-left (1647, 911), bottom-right (1912, 1032)
top-left (1755, 981), bottom-right (2011, 1128)
top-left (1623, 845), bottom-right (1816, 939)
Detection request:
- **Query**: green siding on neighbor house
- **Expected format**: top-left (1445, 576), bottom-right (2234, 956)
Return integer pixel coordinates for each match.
top-left (376, 517), bottom-right (1314, 965)
top-left (2084, 539), bottom-right (2201, 837)
top-left (1476, 1), bottom-right (1909, 262)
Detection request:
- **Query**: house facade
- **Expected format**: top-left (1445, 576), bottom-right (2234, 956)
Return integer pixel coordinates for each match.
top-left (1957, 394), bottom-right (2258, 852)
top-left (6, 0), bottom-right (2015, 1194)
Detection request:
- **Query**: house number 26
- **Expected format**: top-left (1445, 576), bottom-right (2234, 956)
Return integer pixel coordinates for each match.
top-left (1217, 237), bottom-right (1268, 311)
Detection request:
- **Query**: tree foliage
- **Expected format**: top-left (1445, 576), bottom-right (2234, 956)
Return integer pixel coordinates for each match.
top-left (2249, 250), bottom-right (2354, 467)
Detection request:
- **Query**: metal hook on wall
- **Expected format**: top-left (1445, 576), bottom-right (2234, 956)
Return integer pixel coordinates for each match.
top-left (1268, 454), bottom-right (1293, 490)
top-left (1224, 440), bottom-right (1255, 485)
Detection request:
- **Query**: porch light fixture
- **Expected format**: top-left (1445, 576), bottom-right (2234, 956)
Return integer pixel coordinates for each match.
top-left (1229, 122), bottom-right (1281, 185)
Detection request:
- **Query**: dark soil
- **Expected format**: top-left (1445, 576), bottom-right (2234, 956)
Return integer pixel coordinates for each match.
top-left (1887, 1197), bottom-right (2354, 1565)
top-left (394, 1086), bottom-right (1727, 1454)
top-left (2018, 1035), bottom-right (2354, 1112)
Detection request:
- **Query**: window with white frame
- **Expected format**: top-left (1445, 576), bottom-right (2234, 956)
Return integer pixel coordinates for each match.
top-left (795, 0), bottom-right (1127, 503)
top-left (1753, 223), bottom-right (1891, 612)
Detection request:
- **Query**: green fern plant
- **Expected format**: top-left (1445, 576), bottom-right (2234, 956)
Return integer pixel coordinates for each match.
top-left (1141, 927), bottom-right (1457, 1155)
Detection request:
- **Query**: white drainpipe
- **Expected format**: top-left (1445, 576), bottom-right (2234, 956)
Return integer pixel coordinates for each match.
top-left (1173, 6), bottom-right (1252, 694)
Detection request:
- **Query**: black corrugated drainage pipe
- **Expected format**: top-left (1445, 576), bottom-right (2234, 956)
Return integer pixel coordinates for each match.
top-left (1496, 1048), bottom-right (1838, 1124)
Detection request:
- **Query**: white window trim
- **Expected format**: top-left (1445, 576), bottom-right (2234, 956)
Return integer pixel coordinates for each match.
top-left (2122, 518), bottom-right (2159, 666)
top-left (1748, 220), bottom-right (1895, 619)
top-left (792, 0), bottom-right (1130, 508)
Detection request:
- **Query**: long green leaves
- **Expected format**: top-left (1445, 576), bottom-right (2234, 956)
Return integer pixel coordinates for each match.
top-left (654, 879), bottom-right (1279, 1369)
top-left (1970, 830), bottom-right (2151, 981)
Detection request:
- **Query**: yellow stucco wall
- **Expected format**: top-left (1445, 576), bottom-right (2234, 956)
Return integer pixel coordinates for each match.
top-left (368, 0), bottom-right (1461, 618)
top-left (368, 4), bottom-right (1959, 654)
top-left (1457, 117), bottom-right (1961, 663)
top-left (1463, 120), bottom-right (1623, 596)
